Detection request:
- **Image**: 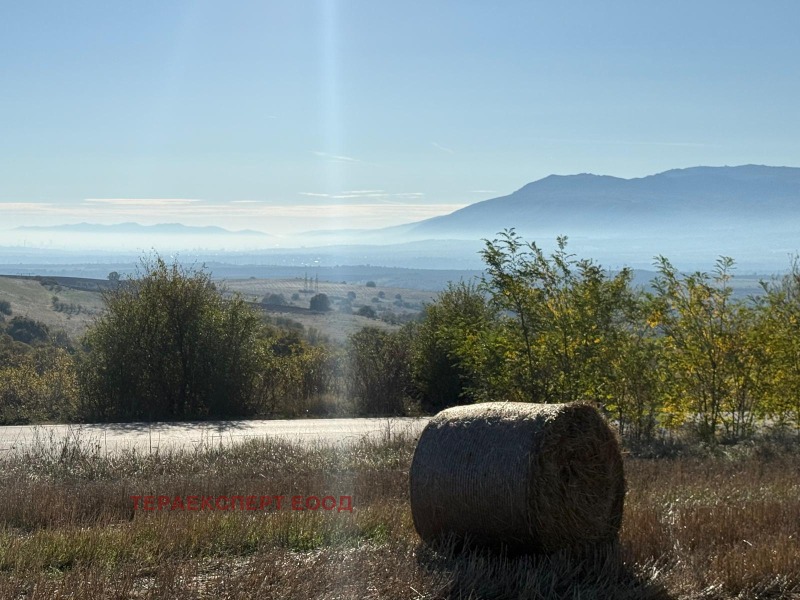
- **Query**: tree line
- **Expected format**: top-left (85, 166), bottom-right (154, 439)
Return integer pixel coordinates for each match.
top-left (408, 231), bottom-right (800, 444)
top-left (1, 237), bottom-right (799, 445)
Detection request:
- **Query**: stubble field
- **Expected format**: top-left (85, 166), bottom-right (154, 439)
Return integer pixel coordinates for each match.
top-left (0, 432), bottom-right (797, 599)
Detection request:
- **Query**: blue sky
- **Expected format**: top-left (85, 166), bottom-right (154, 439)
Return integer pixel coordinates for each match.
top-left (2, 1), bottom-right (799, 234)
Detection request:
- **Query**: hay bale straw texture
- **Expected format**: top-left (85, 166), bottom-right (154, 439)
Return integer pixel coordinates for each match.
top-left (410, 402), bottom-right (625, 553)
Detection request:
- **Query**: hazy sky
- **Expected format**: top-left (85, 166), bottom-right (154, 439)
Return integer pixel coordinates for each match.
top-left (2, 1), bottom-right (799, 235)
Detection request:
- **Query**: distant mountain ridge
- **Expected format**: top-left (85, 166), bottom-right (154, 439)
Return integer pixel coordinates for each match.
top-left (399, 165), bottom-right (800, 239)
top-left (16, 222), bottom-right (269, 237)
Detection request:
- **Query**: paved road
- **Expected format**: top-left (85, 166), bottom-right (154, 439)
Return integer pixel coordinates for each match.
top-left (0, 417), bottom-right (430, 455)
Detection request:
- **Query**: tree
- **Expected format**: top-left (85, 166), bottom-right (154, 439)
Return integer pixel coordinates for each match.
top-left (7, 317), bottom-right (50, 345)
top-left (603, 294), bottom-right (665, 443)
top-left (107, 271), bottom-right (120, 282)
top-left (262, 293), bottom-right (287, 306)
top-left (0, 346), bottom-right (78, 424)
top-left (409, 281), bottom-right (494, 412)
top-left (309, 293), bottom-right (331, 312)
top-left (356, 305), bottom-right (376, 319)
top-left (478, 230), bottom-right (636, 406)
top-left (252, 330), bottom-right (339, 417)
top-left (78, 256), bottom-right (263, 421)
top-left (649, 256), bottom-right (761, 442)
top-left (366, 281), bottom-right (376, 288)
top-left (752, 257), bottom-right (800, 430)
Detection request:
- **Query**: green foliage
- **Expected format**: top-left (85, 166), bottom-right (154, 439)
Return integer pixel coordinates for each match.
top-left (0, 332), bottom-right (30, 367)
top-left (365, 281), bottom-right (376, 288)
top-left (7, 317), bottom-right (50, 345)
top-left (0, 346), bottom-right (78, 424)
top-left (408, 281), bottom-right (493, 412)
top-left (753, 257), bottom-right (800, 430)
top-left (406, 232), bottom-right (800, 444)
top-left (78, 257), bottom-right (264, 421)
top-left (603, 294), bottom-right (664, 443)
top-left (346, 327), bottom-right (412, 415)
top-left (0, 299), bottom-right (11, 316)
top-left (253, 329), bottom-right (340, 416)
top-left (339, 299), bottom-right (353, 314)
top-left (475, 230), bottom-right (636, 405)
top-left (650, 256), bottom-right (762, 442)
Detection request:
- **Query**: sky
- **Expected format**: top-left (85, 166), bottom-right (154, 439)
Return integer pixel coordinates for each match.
top-left (2, 0), bottom-right (800, 237)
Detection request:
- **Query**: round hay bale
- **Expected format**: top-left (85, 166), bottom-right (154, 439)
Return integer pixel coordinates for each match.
top-left (409, 402), bottom-right (624, 553)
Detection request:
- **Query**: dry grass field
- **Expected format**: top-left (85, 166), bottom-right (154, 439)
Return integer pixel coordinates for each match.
top-left (0, 432), bottom-right (797, 599)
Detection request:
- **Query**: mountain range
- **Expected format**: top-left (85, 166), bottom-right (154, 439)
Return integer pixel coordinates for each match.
top-left (387, 165), bottom-right (800, 240)
top-left (15, 222), bottom-right (269, 237)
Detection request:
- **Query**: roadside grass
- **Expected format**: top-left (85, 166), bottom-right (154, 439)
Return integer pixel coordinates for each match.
top-left (0, 432), bottom-right (798, 599)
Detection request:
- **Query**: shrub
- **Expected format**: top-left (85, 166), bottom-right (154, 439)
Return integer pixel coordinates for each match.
top-left (0, 347), bottom-right (78, 424)
top-left (346, 327), bottom-right (411, 415)
top-left (78, 256), bottom-right (264, 421)
top-left (309, 293), bottom-right (331, 312)
top-left (357, 305), bottom-right (376, 319)
top-left (263, 293), bottom-right (287, 306)
top-left (408, 281), bottom-right (493, 412)
top-left (7, 317), bottom-right (50, 345)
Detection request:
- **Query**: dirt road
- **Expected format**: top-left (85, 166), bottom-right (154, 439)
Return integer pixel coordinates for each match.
top-left (0, 417), bottom-right (430, 455)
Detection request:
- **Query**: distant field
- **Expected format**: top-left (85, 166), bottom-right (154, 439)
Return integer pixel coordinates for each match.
top-left (0, 274), bottom-right (437, 343)
top-left (221, 276), bottom-right (437, 308)
top-left (261, 309), bottom-right (399, 345)
top-left (220, 278), bottom-right (437, 344)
